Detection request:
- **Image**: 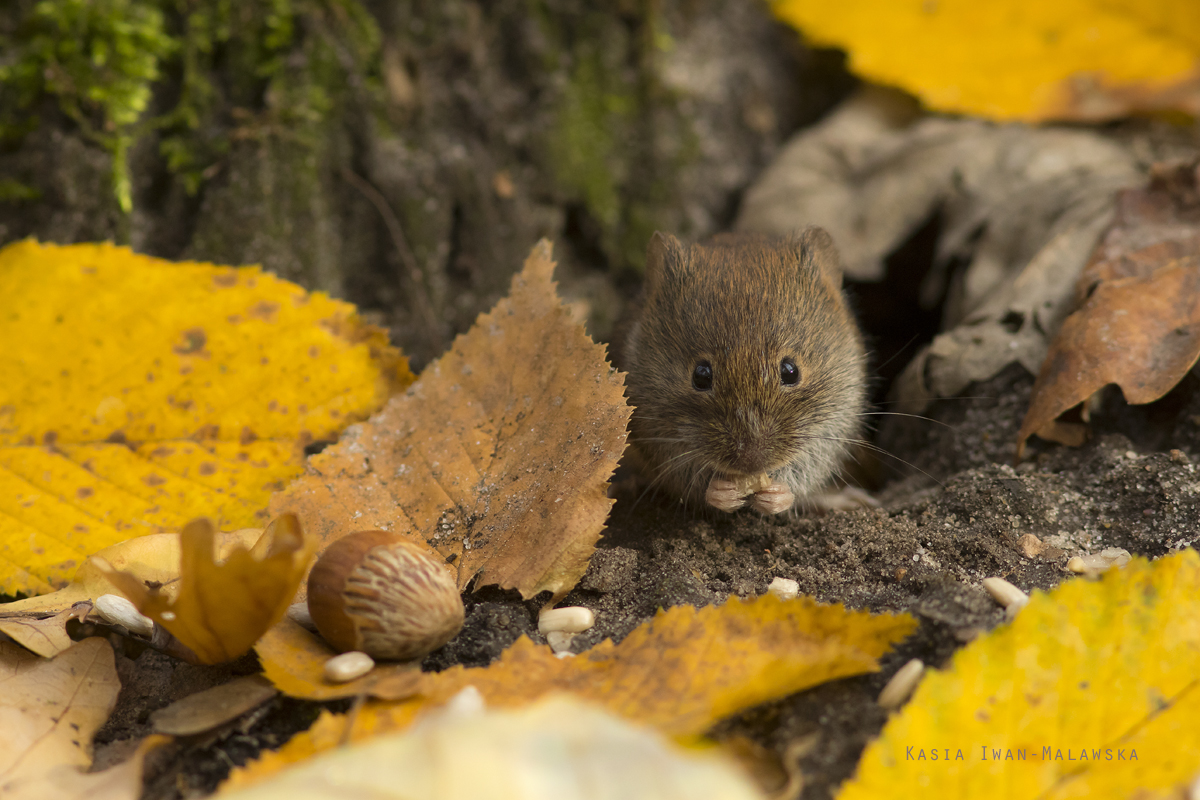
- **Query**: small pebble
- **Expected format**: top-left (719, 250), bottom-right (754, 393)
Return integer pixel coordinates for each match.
top-left (878, 659), bottom-right (925, 710)
top-left (1017, 534), bottom-right (1045, 558)
top-left (324, 651), bottom-right (374, 683)
top-left (538, 606), bottom-right (595, 634)
top-left (94, 594), bottom-right (155, 637)
top-left (443, 685), bottom-right (485, 717)
top-left (982, 577), bottom-right (1028, 613)
top-left (1067, 548), bottom-right (1131, 574)
top-left (1099, 547), bottom-right (1132, 566)
top-left (767, 577), bottom-right (799, 601)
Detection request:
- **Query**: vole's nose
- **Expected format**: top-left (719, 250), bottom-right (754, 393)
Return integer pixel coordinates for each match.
top-left (726, 407), bottom-right (772, 473)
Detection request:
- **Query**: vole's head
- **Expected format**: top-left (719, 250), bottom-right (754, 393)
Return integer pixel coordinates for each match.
top-left (627, 228), bottom-right (867, 496)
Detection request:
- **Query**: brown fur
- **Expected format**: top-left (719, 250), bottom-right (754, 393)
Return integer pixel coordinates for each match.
top-left (620, 228), bottom-right (868, 511)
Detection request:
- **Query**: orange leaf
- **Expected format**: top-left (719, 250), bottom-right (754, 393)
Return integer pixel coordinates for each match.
top-left (256, 618), bottom-right (425, 701)
top-left (95, 514), bottom-right (317, 664)
top-left (272, 240), bottom-right (631, 599)
top-left (230, 595), bottom-right (915, 787)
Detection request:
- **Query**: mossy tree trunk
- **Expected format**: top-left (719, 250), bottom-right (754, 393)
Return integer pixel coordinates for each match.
top-left (0, 0), bottom-right (851, 365)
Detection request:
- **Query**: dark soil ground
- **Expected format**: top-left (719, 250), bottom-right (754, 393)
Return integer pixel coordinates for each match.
top-left (92, 349), bottom-right (1200, 799)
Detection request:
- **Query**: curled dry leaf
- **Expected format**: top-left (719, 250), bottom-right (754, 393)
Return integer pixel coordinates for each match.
top-left (838, 548), bottom-right (1200, 800)
top-left (218, 696), bottom-right (766, 800)
top-left (231, 595), bottom-right (915, 786)
top-left (1017, 160), bottom-right (1200, 458)
top-left (95, 514), bottom-right (318, 664)
top-left (0, 527), bottom-right (262, 615)
top-left (0, 240), bottom-right (411, 597)
top-left (771, 0), bottom-right (1200, 122)
top-left (271, 240), bottom-right (631, 600)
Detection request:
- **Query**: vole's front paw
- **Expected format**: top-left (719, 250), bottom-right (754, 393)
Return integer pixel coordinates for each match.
top-left (706, 477), bottom-right (750, 512)
top-left (751, 483), bottom-right (794, 515)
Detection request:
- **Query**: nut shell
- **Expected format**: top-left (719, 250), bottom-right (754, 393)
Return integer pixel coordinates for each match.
top-left (307, 530), bottom-right (464, 661)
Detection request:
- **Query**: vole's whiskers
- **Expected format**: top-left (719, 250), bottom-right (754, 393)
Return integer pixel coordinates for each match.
top-left (631, 446), bottom-right (706, 511)
top-left (856, 410), bottom-right (957, 431)
top-left (799, 434), bottom-right (944, 489)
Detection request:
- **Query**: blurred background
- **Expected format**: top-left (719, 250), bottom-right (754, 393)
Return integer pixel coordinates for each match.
top-left (0, 0), bottom-right (1197, 391)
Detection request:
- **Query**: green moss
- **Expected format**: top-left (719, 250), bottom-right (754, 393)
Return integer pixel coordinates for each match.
top-left (0, 0), bottom-right (381, 215)
top-left (538, 1), bottom-right (700, 274)
top-left (0, 0), bottom-right (174, 212)
top-left (0, 179), bottom-right (42, 202)
top-left (550, 50), bottom-right (631, 234)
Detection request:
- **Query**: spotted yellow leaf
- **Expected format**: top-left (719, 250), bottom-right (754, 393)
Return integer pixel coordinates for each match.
top-left (838, 549), bottom-right (1200, 799)
top-left (771, 0), bottom-right (1200, 121)
top-left (0, 241), bottom-right (412, 596)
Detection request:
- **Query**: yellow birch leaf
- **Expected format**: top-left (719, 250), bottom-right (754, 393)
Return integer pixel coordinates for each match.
top-left (0, 240), bottom-right (411, 596)
top-left (95, 514), bottom-right (318, 664)
top-left (229, 595), bottom-right (916, 788)
top-left (271, 239), bottom-right (631, 600)
top-left (837, 548), bottom-right (1200, 799)
top-left (771, 0), bottom-right (1200, 122)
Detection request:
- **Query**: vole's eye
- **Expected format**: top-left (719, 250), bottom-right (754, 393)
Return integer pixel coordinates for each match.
top-left (692, 361), bottom-right (713, 391)
top-left (780, 357), bottom-right (800, 386)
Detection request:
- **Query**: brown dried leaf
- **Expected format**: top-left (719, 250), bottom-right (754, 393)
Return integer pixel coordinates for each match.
top-left (271, 240), bottom-right (631, 600)
top-left (95, 514), bottom-right (318, 664)
top-left (1018, 160), bottom-right (1200, 458)
top-left (7, 736), bottom-right (166, 800)
top-left (149, 675), bottom-right (277, 736)
top-left (0, 638), bottom-right (129, 799)
top-left (0, 605), bottom-right (87, 658)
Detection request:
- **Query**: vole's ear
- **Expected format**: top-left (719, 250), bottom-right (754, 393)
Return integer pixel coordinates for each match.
top-left (794, 226), bottom-right (843, 286)
top-left (645, 231), bottom-right (687, 291)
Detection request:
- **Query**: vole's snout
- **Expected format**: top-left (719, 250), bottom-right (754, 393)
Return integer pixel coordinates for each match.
top-left (721, 406), bottom-right (776, 474)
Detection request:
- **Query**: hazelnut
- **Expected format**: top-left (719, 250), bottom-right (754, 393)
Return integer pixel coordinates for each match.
top-left (307, 530), bottom-right (464, 661)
